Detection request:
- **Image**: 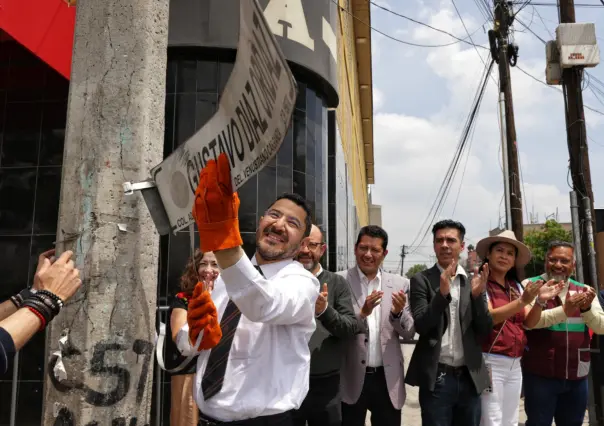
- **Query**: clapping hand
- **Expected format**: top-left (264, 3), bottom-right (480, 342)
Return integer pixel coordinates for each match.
top-left (361, 290), bottom-right (384, 318)
top-left (521, 280), bottom-right (544, 305)
top-left (564, 292), bottom-right (587, 317)
top-left (579, 286), bottom-right (596, 311)
top-left (439, 262), bottom-right (457, 297)
top-left (315, 283), bottom-right (328, 316)
top-left (537, 279), bottom-right (564, 304)
top-left (471, 264), bottom-right (489, 298)
top-left (391, 290), bottom-right (407, 315)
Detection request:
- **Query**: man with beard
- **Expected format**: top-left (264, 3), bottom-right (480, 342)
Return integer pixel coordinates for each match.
top-left (338, 225), bottom-right (415, 426)
top-left (522, 241), bottom-right (604, 426)
top-left (406, 219), bottom-right (493, 426)
top-left (292, 224), bottom-right (359, 426)
top-left (176, 154), bottom-right (320, 426)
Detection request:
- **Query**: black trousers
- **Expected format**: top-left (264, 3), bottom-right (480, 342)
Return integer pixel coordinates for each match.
top-left (199, 410), bottom-right (293, 426)
top-left (341, 367), bottom-right (401, 426)
top-left (293, 373), bottom-right (342, 426)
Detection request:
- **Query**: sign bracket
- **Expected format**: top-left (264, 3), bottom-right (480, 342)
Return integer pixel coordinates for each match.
top-left (123, 179), bottom-right (172, 236)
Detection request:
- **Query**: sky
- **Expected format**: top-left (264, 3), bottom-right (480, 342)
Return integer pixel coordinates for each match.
top-left (368, 0), bottom-right (604, 274)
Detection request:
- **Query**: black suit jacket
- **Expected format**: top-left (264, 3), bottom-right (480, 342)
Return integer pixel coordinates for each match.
top-left (308, 269), bottom-right (360, 377)
top-left (404, 265), bottom-right (493, 393)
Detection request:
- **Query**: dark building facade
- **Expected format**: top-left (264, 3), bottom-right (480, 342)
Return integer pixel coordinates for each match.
top-left (0, 0), bottom-right (374, 423)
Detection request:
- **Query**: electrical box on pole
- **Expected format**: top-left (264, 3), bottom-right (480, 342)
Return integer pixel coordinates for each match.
top-left (546, 41), bottom-right (562, 85)
top-left (556, 23), bottom-right (600, 68)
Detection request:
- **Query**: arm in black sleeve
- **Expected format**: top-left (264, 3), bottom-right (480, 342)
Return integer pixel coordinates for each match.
top-left (471, 291), bottom-right (493, 337)
top-left (409, 273), bottom-right (450, 335)
top-left (317, 275), bottom-right (362, 338)
top-left (0, 327), bottom-right (16, 375)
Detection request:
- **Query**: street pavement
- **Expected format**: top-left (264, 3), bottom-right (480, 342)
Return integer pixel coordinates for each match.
top-left (364, 343), bottom-right (589, 425)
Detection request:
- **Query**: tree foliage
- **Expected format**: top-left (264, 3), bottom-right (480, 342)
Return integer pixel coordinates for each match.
top-left (406, 263), bottom-right (427, 279)
top-left (523, 219), bottom-right (573, 276)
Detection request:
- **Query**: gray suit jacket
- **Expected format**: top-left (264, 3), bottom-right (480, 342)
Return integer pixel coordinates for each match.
top-left (405, 265), bottom-right (493, 393)
top-left (337, 268), bottom-right (415, 410)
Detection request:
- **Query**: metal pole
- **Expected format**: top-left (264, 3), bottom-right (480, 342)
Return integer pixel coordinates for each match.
top-left (583, 197), bottom-right (599, 290)
top-left (570, 191), bottom-right (585, 283)
top-left (9, 352), bottom-right (19, 426)
top-left (499, 91), bottom-right (512, 229)
top-left (155, 306), bottom-right (169, 426)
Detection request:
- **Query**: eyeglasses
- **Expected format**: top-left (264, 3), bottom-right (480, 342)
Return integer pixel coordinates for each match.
top-left (547, 256), bottom-right (572, 266)
top-left (304, 241), bottom-right (324, 250)
top-left (264, 209), bottom-right (303, 231)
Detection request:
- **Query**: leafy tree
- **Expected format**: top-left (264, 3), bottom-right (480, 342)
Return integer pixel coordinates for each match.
top-left (406, 264), bottom-right (427, 279)
top-left (523, 219), bottom-right (573, 277)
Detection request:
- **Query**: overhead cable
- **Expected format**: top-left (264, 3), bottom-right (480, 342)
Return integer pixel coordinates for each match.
top-left (369, 1), bottom-right (488, 48)
top-left (407, 59), bottom-right (495, 253)
top-left (332, 0), bottom-right (489, 49)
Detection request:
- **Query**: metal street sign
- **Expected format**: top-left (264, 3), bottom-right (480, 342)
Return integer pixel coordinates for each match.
top-left (151, 0), bottom-right (297, 233)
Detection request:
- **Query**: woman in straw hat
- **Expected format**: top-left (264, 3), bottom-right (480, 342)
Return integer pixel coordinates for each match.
top-left (475, 230), bottom-right (563, 426)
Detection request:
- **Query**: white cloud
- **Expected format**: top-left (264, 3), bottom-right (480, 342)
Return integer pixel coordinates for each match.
top-left (373, 87), bottom-right (385, 111)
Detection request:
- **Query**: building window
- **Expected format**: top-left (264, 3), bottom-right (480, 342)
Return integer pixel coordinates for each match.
top-left (0, 33), bottom-right (70, 425)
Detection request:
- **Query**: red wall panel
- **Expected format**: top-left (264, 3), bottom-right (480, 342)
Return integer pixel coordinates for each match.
top-left (0, 0), bottom-right (75, 79)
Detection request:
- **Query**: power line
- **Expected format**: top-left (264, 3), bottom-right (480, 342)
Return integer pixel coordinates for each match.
top-left (473, 0), bottom-right (494, 22)
top-left (332, 0), bottom-right (489, 49)
top-left (450, 0), bottom-right (498, 86)
top-left (369, 1), bottom-right (488, 48)
top-left (518, 1), bottom-right (604, 6)
top-left (515, 16), bottom-right (548, 44)
top-left (515, 64), bottom-right (604, 117)
top-left (408, 59), bottom-right (495, 254)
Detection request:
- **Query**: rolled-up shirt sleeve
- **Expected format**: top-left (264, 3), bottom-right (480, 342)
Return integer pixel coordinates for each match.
top-left (220, 256), bottom-right (319, 325)
top-left (0, 327), bottom-right (15, 374)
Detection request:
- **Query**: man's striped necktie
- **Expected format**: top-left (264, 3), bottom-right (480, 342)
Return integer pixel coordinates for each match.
top-left (201, 265), bottom-right (264, 400)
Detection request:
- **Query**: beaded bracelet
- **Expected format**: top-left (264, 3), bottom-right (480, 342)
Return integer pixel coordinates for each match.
top-left (37, 290), bottom-right (64, 309)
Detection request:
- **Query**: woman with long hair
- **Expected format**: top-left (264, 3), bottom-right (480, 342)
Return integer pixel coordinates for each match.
top-left (476, 230), bottom-right (562, 426)
top-left (168, 249), bottom-right (220, 426)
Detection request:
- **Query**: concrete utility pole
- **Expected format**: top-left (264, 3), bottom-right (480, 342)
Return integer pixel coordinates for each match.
top-left (42, 0), bottom-right (169, 425)
top-left (400, 245), bottom-right (407, 276)
top-left (494, 0), bottom-right (524, 241)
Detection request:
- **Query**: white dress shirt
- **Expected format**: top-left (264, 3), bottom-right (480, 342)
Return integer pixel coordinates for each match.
top-left (358, 267), bottom-right (383, 367)
top-left (177, 254), bottom-right (319, 421)
top-left (436, 263), bottom-right (466, 367)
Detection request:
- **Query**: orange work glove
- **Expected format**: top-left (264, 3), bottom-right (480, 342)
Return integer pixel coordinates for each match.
top-left (193, 152), bottom-right (243, 253)
top-left (187, 282), bottom-right (222, 350)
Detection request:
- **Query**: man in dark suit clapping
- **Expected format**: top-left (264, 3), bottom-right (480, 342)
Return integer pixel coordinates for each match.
top-left (405, 220), bottom-right (493, 426)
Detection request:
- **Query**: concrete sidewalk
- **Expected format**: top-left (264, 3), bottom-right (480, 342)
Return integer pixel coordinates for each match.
top-left (364, 344), bottom-right (588, 425)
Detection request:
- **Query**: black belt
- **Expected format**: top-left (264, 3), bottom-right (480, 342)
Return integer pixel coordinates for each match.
top-left (199, 410), bottom-right (293, 425)
top-left (365, 366), bottom-right (384, 374)
top-left (437, 363), bottom-right (466, 376)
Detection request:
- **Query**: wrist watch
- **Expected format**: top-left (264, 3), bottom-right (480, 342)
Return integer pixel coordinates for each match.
top-left (536, 299), bottom-right (547, 309)
top-left (391, 310), bottom-right (402, 319)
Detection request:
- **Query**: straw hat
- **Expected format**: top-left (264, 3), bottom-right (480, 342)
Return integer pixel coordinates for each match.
top-left (475, 230), bottom-right (532, 267)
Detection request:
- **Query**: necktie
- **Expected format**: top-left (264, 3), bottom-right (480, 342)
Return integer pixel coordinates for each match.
top-left (201, 265), bottom-right (264, 400)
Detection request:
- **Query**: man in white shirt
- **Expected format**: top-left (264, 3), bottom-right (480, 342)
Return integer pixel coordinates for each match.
top-left (338, 225), bottom-right (415, 426)
top-left (406, 220), bottom-right (493, 426)
top-left (178, 153), bottom-right (320, 425)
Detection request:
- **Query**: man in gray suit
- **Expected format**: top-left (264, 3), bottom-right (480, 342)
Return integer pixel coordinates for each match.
top-left (338, 225), bottom-right (415, 426)
top-left (406, 219), bottom-right (493, 426)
